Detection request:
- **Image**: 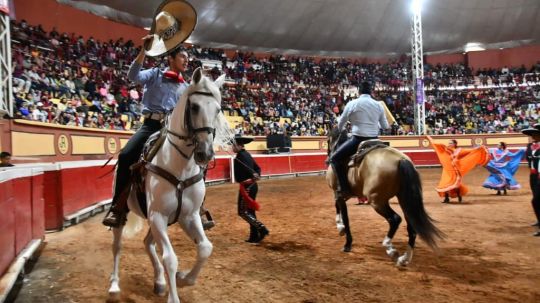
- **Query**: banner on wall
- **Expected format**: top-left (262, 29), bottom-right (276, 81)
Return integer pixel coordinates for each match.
top-left (0, 0), bottom-right (8, 14)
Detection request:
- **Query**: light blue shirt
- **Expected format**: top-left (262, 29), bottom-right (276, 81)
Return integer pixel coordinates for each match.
top-left (128, 62), bottom-right (188, 114)
top-left (338, 94), bottom-right (389, 137)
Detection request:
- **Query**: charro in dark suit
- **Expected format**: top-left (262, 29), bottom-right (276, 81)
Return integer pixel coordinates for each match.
top-left (233, 136), bottom-right (269, 243)
top-left (522, 124), bottom-right (540, 236)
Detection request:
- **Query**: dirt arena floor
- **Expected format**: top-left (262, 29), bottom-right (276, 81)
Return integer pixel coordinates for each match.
top-left (13, 166), bottom-right (540, 303)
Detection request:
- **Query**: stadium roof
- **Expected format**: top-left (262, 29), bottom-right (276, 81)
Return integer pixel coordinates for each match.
top-left (58, 0), bottom-right (540, 57)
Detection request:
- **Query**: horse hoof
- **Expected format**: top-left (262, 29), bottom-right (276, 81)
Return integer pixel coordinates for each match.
top-left (338, 228), bottom-right (346, 237)
top-left (387, 249), bottom-right (399, 260)
top-left (153, 283), bottom-right (167, 296)
top-left (396, 256), bottom-right (409, 267)
top-left (107, 291), bottom-right (120, 303)
top-left (176, 271), bottom-right (195, 288)
top-left (342, 246), bottom-right (352, 253)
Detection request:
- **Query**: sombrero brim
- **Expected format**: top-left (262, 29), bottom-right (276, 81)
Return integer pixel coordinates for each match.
top-left (235, 137), bottom-right (254, 145)
top-left (522, 128), bottom-right (540, 136)
top-left (145, 0), bottom-right (197, 57)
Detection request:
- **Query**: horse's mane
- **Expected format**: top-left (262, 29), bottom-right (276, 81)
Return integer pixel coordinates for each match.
top-left (328, 127), bottom-right (348, 153)
top-left (213, 111), bottom-right (235, 148)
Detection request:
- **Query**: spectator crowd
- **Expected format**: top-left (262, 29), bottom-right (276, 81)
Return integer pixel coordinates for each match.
top-left (8, 20), bottom-right (540, 136)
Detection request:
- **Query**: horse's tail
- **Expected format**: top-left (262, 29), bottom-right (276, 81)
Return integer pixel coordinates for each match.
top-left (397, 159), bottom-right (445, 250)
top-left (123, 211), bottom-right (144, 238)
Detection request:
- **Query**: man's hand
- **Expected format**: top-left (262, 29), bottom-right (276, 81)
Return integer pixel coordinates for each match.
top-left (135, 35), bottom-right (154, 64)
top-left (253, 173), bottom-right (260, 180)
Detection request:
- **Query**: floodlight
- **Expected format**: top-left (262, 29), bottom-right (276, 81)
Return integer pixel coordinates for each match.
top-left (464, 42), bottom-right (486, 52)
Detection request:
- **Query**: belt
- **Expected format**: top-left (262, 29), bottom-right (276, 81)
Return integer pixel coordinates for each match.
top-left (144, 112), bottom-right (166, 121)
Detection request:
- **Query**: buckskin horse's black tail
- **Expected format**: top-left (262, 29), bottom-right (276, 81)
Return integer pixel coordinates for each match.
top-left (397, 159), bottom-right (444, 249)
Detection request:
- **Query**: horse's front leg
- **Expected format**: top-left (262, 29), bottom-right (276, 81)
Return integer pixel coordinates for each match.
top-left (176, 212), bottom-right (213, 288)
top-left (149, 212), bottom-right (180, 303)
top-left (144, 229), bottom-right (166, 296)
top-left (108, 226), bottom-right (124, 302)
top-left (337, 197), bottom-right (353, 252)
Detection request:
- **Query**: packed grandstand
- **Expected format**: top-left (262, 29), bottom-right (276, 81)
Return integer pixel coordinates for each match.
top-left (9, 19), bottom-right (540, 137)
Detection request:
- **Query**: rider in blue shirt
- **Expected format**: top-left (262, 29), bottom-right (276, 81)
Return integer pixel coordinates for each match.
top-left (103, 38), bottom-right (189, 227)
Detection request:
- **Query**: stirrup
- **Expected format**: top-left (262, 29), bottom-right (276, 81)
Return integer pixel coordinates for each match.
top-left (201, 210), bottom-right (215, 230)
top-left (202, 220), bottom-right (215, 230)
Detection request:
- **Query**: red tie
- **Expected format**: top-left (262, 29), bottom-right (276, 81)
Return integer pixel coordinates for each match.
top-left (164, 70), bottom-right (185, 83)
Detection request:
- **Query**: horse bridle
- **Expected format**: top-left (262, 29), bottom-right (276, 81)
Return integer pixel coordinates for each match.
top-left (166, 90), bottom-right (219, 159)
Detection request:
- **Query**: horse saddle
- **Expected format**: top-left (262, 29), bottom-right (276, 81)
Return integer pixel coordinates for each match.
top-left (348, 139), bottom-right (390, 167)
top-left (130, 127), bottom-right (167, 218)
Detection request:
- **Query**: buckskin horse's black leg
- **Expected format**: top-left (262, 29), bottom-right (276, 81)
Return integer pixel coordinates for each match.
top-left (338, 197), bottom-right (353, 252)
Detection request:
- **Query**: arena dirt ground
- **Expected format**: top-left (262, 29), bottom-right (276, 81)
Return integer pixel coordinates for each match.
top-left (13, 166), bottom-right (540, 303)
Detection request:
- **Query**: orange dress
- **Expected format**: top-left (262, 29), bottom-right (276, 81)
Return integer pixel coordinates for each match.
top-left (428, 137), bottom-right (490, 198)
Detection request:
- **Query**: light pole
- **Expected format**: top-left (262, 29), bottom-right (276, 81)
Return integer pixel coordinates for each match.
top-left (0, 2), bottom-right (13, 118)
top-left (411, 0), bottom-right (425, 135)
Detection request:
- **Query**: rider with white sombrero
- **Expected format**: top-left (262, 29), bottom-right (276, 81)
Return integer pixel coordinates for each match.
top-left (103, 0), bottom-right (201, 228)
top-left (522, 123), bottom-right (540, 236)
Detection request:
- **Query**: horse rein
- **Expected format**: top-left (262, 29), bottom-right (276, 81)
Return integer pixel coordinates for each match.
top-left (166, 90), bottom-right (220, 160)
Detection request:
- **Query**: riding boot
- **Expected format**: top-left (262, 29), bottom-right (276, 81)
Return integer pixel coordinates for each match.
top-left (246, 225), bottom-right (259, 243)
top-left (331, 162), bottom-right (351, 199)
top-left (255, 224), bottom-right (270, 243)
top-left (102, 187), bottom-right (130, 228)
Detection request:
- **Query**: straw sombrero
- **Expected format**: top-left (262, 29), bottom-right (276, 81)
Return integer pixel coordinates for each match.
top-left (144, 0), bottom-right (197, 57)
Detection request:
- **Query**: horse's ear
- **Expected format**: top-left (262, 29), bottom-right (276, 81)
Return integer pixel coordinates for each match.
top-left (192, 67), bottom-right (202, 84)
top-left (214, 74), bottom-right (226, 88)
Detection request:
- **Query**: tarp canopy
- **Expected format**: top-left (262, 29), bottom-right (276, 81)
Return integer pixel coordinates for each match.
top-left (57, 0), bottom-right (540, 57)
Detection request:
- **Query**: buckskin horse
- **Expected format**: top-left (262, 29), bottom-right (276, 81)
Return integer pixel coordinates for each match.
top-left (326, 129), bottom-right (444, 266)
top-left (107, 68), bottom-right (234, 303)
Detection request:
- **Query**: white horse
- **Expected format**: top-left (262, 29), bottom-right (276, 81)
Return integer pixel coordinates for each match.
top-left (107, 67), bottom-right (233, 303)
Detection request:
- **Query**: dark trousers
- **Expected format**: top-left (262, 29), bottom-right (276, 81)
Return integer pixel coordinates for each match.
top-left (237, 183), bottom-right (263, 239)
top-left (113, 119), bottom-right (162, 201)
top-left (530, 174), bottom-right (540, 222)
top-left (329, 135), bottom-right (377, 192)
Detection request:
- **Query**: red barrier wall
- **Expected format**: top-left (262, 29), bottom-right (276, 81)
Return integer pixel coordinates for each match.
top-left (0, 169), bottom-right (44, 276)
top-left (43, 170), bottom-right (62, 230)
top-left (59, 166), bottom-right (113, 216)
top-left (254, 156), bottom-right (292, 176)
top-left (206, 158), bottom-right (231, 182)
top-left (290, 154), bottom-right (327, 173)
top-left (13, 177), bottom-right (32, 254)
top-left (31, 173), bottom-right (45, 239)
top-left (0, 177), bottom-right (16, 276)
top-left (38, 162), bottom-right (115, 230)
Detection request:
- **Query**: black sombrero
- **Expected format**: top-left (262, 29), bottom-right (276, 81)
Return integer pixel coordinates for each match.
top-left (234, 135), bottom-right (254, 145)
top-left (522, 123), bottom-right (540, 136)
